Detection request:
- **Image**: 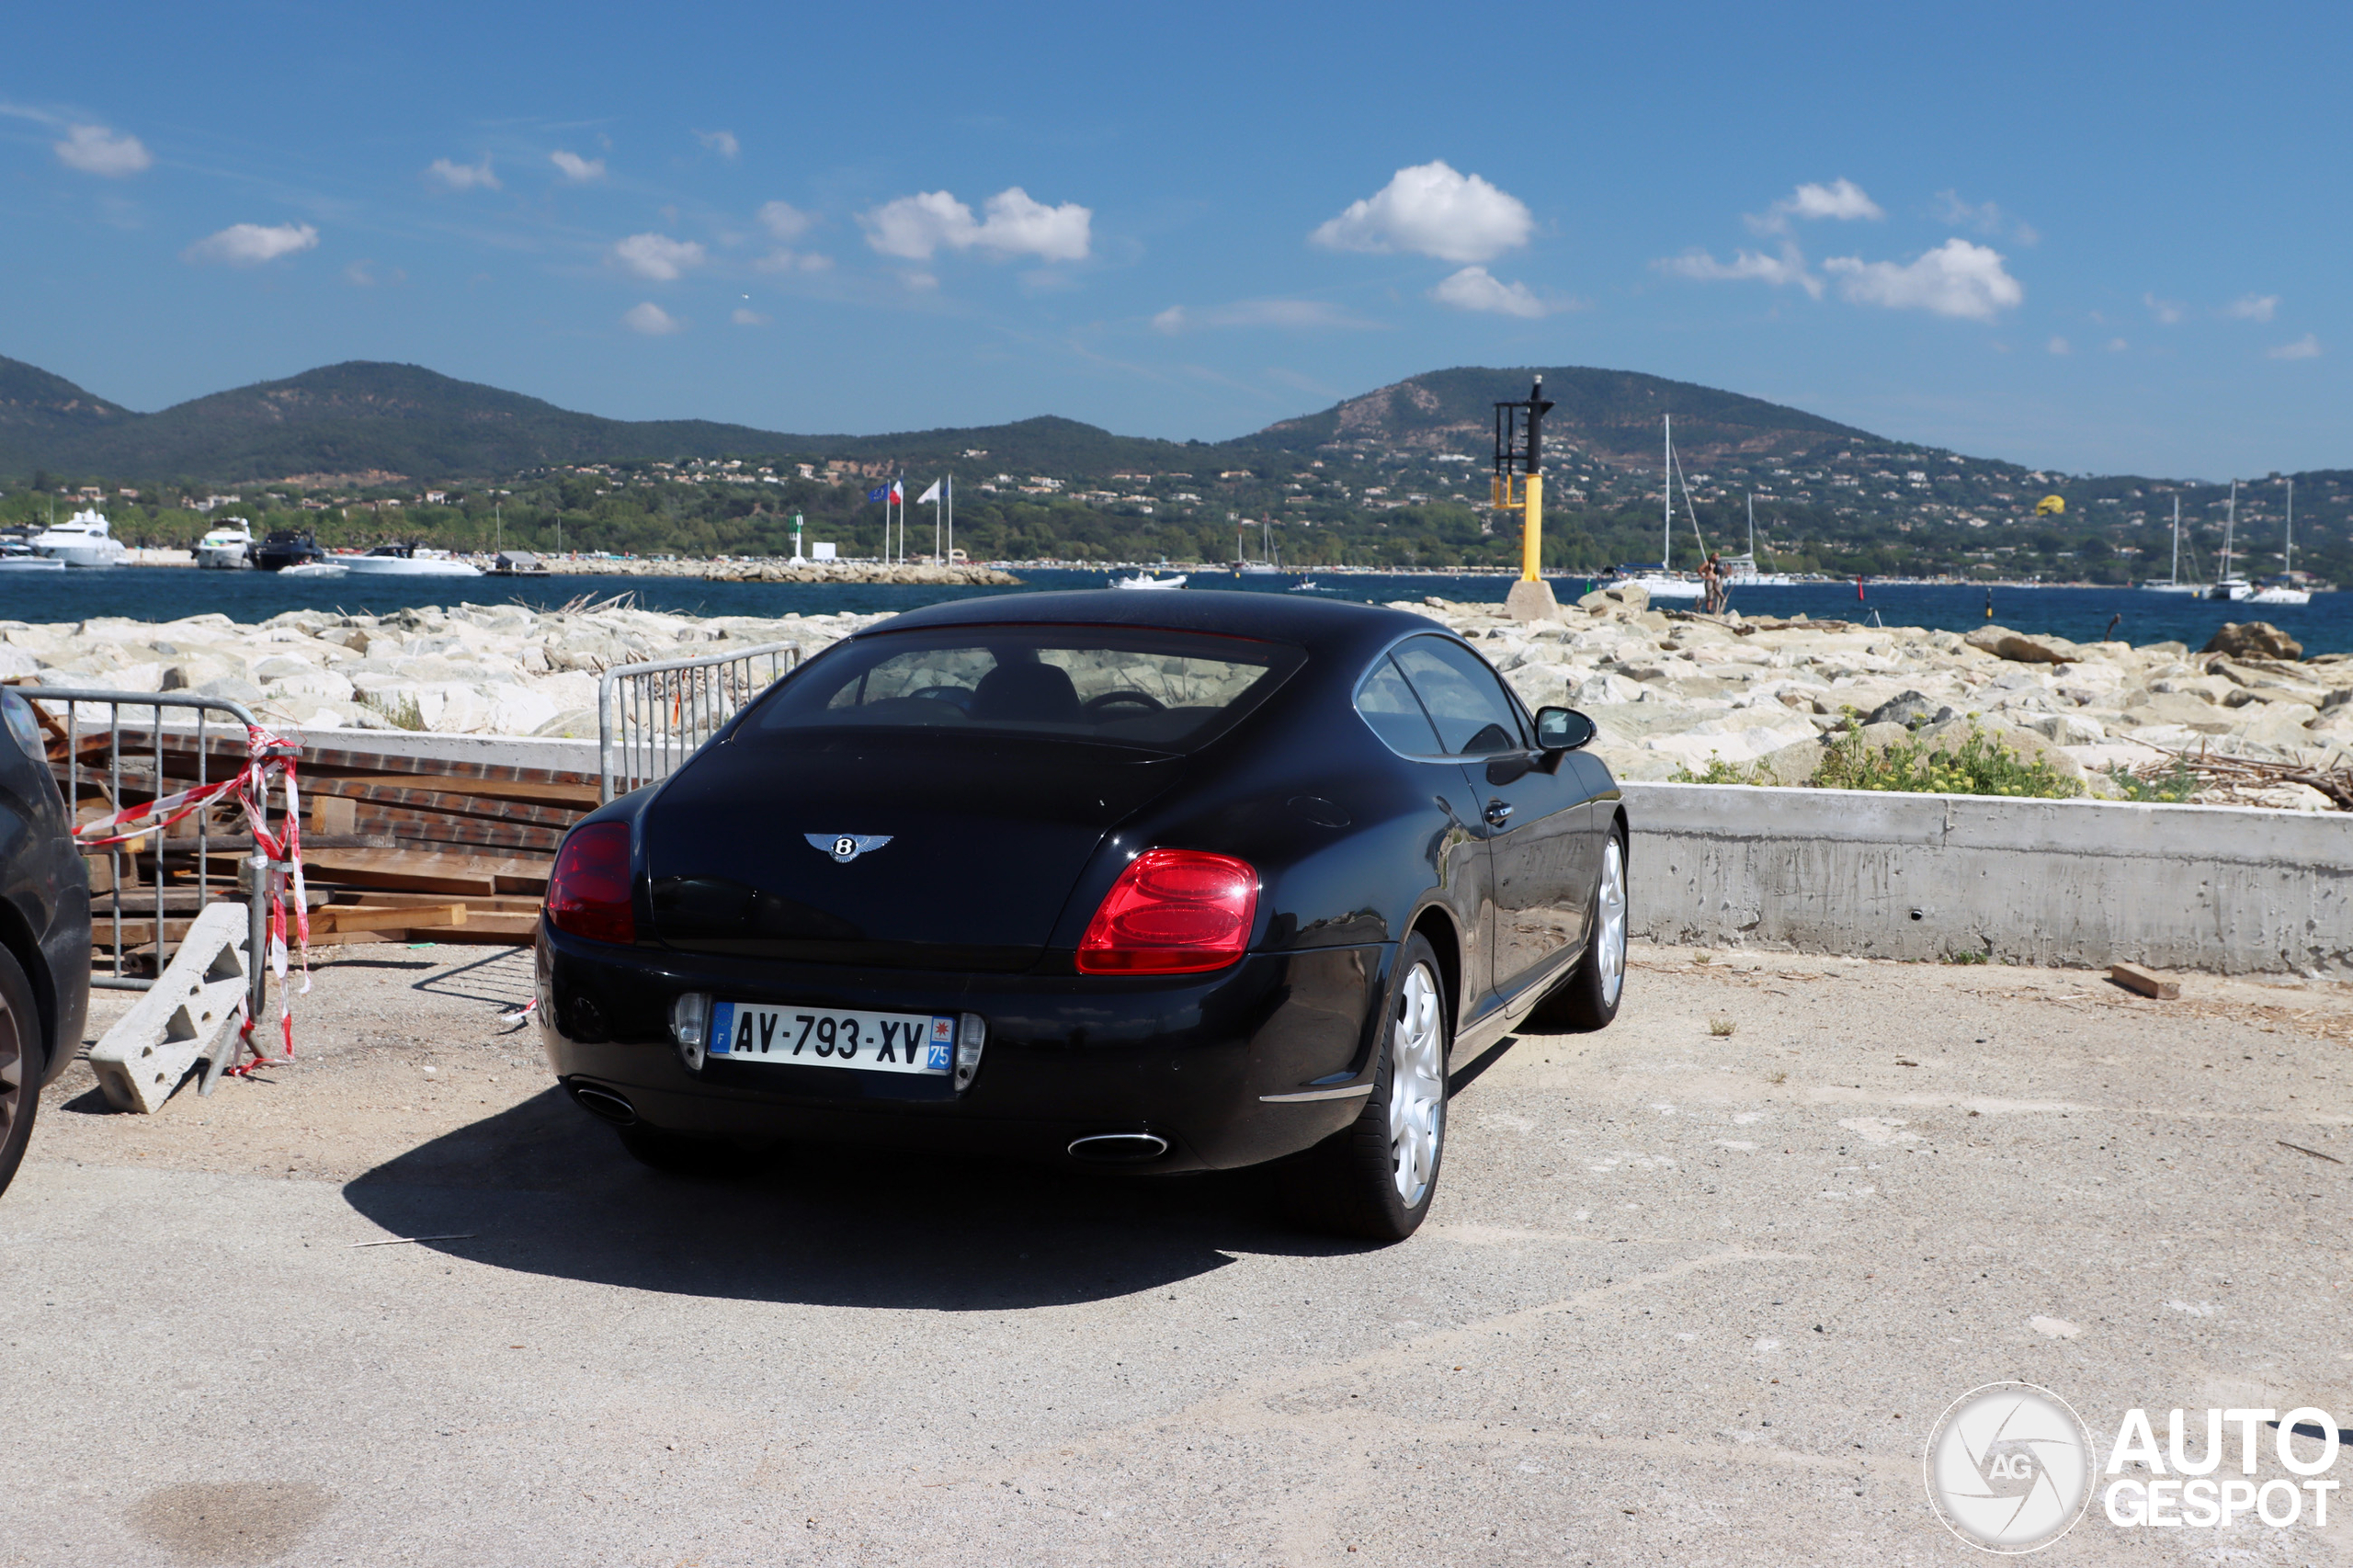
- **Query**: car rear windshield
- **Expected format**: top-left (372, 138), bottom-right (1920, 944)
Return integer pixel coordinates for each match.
top-left (747, 625), bottom-right (1305, 753)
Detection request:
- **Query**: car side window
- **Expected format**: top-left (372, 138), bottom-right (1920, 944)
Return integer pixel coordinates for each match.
top-left (1354, 654), bottom-right (1442, 756)
top-left (1392, 637), bottom-right (1526, 756)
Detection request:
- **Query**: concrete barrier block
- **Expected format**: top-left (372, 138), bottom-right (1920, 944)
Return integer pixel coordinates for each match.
top-left (85, 902), bottom-right (252, 1114)
top-left (1618, 781), bottom-right (2353, 976)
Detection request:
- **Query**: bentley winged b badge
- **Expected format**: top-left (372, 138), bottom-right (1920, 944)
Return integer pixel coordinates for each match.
top-left (807, 833), bottom-right (892, 864)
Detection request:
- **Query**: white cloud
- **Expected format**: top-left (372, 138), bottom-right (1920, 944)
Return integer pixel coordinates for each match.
top-left (426, 155), bottom-right (499, 191)
top-left (610, 233), bottom-right (705, 280)
top-left (2143, 291), bottom-right (2185, 324)
top-left (2268, 334), bottom-right (2321, 360)
top-left (2106, 336), bottom-right (2129, 352)
top-left (1824, 238), bottom-right (2022, 320)
top-left (1932, 189), bottom-right (2037, 245)
top-left (903, 271), bottom-right (939, 292)
top-left (54, 123), bottom-right (151, 176)
top-left (1310, 161), bottom-right (1532, 263)
top-left (1654, 241), bottom-right (1822, 299)
top-left (698, 130), bottom-right (740, 159)
top-left (731, 306), bottom-right (768, 325)
top-left (860, 187), bottom-right (1092, 263)
top-left (1152, 299), bottom-right (1377, 334)
top-left (2225, 293), bottom-right (2279, 322)
top-left (182, 222), bottom-right (320, 267)
top-left (1748, 178), bottom-right (1882, 234)
top-left (758, 200), bottom-right (813, 242)
top-left (1429, 266), bottom-right (1551, 318)
top-left (344, 259), bottom-right (404, 287)
top-left (622, 301), bottom-right (683, 335)
top-left (754, 248), bottom-right (832, 274)
top-left (551, 150), bottom-right (608, 184)
top-left (2046, 336), bottom-right (2071, 355)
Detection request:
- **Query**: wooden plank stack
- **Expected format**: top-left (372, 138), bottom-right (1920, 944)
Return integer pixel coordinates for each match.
top-left (74, 731), bottom-right (580, 963)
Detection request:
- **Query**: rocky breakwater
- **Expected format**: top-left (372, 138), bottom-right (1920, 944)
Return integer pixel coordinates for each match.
top-left (701, 561), bottom-right (1022, 586)
top-left (1391, 588), bottom-right (2353, 812)
top-left (0, 602), bottom-right (892, 740)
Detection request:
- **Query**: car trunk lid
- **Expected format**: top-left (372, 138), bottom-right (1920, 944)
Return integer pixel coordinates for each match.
top-left (643, 733), bottom-right (1180, 970)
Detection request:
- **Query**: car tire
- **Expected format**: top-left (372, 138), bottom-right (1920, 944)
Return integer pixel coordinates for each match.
top-left (0, 945), bottom-right (46, 1200)
top-left (615, 1123), bottom-right (772, 1179)
top-left (1280, 931), bottom-right (1449, 1244)
top-left (1533, 820), bottom-right (1628, 1032)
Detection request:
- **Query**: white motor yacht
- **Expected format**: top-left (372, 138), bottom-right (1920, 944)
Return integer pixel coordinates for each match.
top-left (195, 517), bottom-right (254, 570)
top-left (1111, 571), bottom-right (1187, 590)
top-left (326, 545), bottom-right (483, 578)
top-left (30, 508), bottom-right (129, 568)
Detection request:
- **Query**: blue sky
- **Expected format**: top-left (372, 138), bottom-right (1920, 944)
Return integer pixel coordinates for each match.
top-left (3, 1), bottom-right (2345, 478)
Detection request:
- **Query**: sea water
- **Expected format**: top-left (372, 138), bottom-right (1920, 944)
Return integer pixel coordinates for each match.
top-left (1, 567), bottom-right (2345, 655)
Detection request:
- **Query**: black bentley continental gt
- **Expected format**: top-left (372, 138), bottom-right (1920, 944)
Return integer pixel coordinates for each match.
top-left (536, 591), bottom-right (1626, 1240)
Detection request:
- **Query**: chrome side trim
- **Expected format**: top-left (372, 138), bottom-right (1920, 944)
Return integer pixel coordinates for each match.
top-left (1259, 1083), bottom-right (1376, 1104)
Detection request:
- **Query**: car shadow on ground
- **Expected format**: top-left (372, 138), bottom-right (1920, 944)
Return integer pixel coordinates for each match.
top-left (340, 1086), bottom-right (1376, 1311)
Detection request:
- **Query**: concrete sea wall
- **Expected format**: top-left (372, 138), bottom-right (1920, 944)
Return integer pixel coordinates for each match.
top-left (1619, 780), bottom-right (2353, 977)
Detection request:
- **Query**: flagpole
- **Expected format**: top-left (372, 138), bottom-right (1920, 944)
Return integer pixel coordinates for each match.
top-left (933, 481), bottom-right (941, 565)
top-left (947, 473), bottom-right (954, 567)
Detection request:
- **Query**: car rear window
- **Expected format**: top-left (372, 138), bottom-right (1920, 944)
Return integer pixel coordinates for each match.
top-left (747, 626), bottom-right (1304, 753)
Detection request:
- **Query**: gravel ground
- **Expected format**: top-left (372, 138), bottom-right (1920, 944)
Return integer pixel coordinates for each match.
top-left (4, 942), bottom-right (2350, 1565)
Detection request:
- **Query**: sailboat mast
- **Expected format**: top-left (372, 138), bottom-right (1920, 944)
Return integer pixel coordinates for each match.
top-left (2169, 495), bottom-right (2179, 586)
top-left (1747, 493), bottom-right (1756, 557)
top-left (2285, 477), bottom-right (2294, 576)
top-left (2223, 480), bottom-right (2236, 580)
top-left (1662, 415), bottom-right (1672, 571)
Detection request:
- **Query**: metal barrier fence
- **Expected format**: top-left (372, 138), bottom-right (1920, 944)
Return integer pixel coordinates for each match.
top-left (25, 688), bottom-right (276, 1016)
top-left (597, 642), bottom-right (800, 803)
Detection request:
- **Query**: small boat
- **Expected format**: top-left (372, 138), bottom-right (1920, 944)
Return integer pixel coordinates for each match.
top-left (254, 529), bottom-right (326, 572)
top-left (0, 540), bottom-right (63, 572)
top-left (194, 517), bottom-right (255, 570)
top-left (2245, 479), bottom-right (2312, 603)
top-left (1111, 571), bottom-right (1187, 590)
top-left (2206, 481), bottom-right (2252, 599)
top-left (1605, 562), bottom-right (1704, 600)
top-left (278, 562), bottom-right (350, 580)
top-left (30, 507), bottom-right (128, 567)
top-left (1288, 578), bottom-right (1324, 592)
top-left (2142, 497), bottom-right (2202, 592)
top-left (327, 545), bottom-right (483, 578)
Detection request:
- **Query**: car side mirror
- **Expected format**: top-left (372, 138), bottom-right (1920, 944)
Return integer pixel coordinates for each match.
top-left (1534, 707), bottom-right (1596, 752)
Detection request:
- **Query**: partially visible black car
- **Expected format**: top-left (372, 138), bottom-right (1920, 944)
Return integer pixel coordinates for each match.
top-left (252, 529), bottom-right (324, 571)
top-left (0, 687), bottom-right (93, 1198)
top-left (537, 592), bottom-right (1625, 1240)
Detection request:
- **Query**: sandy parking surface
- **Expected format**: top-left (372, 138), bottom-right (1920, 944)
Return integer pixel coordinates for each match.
top-left (5, 943), bottom-right (2351, 1564)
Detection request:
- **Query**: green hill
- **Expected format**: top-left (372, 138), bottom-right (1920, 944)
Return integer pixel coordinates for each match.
top-left (1245, 365), bottom-right (1873, 468)
top-left (0, 356), bottom-right (1870, 483)
top-left (0, 358), bottom-right (1203, 483)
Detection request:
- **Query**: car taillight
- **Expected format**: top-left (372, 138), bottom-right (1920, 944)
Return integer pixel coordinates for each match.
top-left (1076, 849), bottom-right (1257, 974)
top-left (546, 822), bottom-right (635, 944)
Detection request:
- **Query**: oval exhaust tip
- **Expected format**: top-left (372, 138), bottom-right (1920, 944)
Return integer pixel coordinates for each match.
top-left (1067, 1131), bottom-right (1170, 1163)
top-left (570, 1085), bottom-right (638, 1126)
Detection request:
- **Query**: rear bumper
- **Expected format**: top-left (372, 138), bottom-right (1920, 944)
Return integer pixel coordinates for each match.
top-left (536, 924), bottom-right (1392, 1173)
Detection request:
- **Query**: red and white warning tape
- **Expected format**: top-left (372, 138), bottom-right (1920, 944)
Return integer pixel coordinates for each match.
top-left (71, 722), bottom-right (311, 1074)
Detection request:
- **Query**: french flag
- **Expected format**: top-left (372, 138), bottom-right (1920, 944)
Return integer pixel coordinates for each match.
top-left (890, 479), bottom-right (904, 504)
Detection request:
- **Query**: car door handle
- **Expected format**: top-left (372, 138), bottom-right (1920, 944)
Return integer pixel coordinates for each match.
top-left (1483, 799), bottom-right (1513, 827)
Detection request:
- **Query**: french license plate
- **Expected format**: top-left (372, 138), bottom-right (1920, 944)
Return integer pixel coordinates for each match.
top-left (709, 1001), bottom-right (955, 1075)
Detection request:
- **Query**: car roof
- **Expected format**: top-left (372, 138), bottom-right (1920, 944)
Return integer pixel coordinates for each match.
top-left (860, 588), bottom-right (1453, 656)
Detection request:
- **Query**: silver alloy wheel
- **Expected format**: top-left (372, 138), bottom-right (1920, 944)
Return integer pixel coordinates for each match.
top-left (1389, 961), bottom-right (1446, 1205)
top-left (1595, 836), bottom-right (1627, 1007)
top-left (0, 999), bottom-right (19, 1151)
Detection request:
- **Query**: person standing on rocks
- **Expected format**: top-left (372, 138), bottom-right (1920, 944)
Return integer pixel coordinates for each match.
top-left (1700, 551), bottom-right (1725, 615)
